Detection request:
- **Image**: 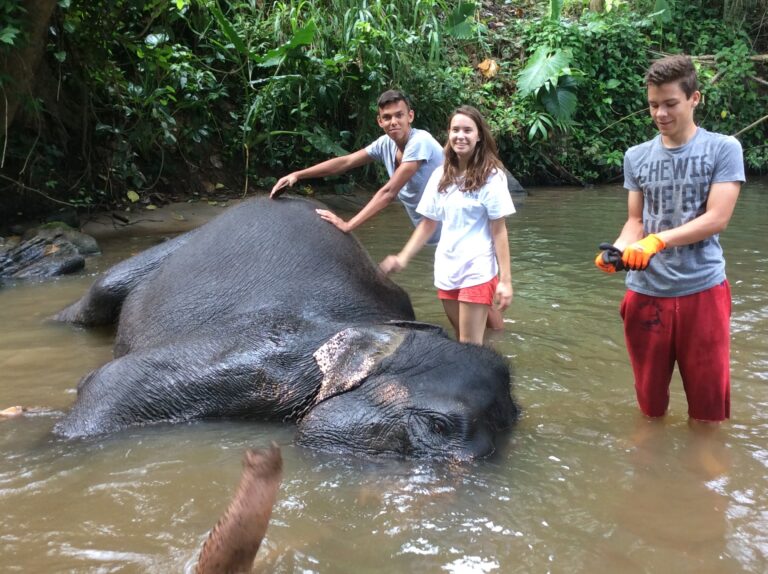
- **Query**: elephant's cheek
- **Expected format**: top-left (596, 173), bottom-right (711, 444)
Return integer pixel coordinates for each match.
top-left (296, 400), bottom-right (400, 454)
top-left (295, 401), bottom-right (357, 449)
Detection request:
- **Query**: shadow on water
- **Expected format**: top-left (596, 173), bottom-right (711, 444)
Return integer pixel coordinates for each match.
top-left (1, 181), bottom-right (767, 573)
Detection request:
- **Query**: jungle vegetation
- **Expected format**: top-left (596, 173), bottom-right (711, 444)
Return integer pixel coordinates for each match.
top-left (1, 0), bottom-right (766, 219)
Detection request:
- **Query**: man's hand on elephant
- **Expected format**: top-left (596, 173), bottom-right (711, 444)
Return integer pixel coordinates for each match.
top-left (493, 281), bottom-right (513, 311)
top-left (315, 209), bottom-right (351, 233)
top-left (379, 255), bottom-right (405, 275)
top-left (621, 234), bottom-right (666, 270)
top-left (270, 174), bottom-right (298, 198)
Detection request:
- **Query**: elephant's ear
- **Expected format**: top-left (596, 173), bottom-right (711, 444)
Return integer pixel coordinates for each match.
top-left (382, 319), bottom-right (448, 337)
top-left (312, 327), bottom-right (405, 405)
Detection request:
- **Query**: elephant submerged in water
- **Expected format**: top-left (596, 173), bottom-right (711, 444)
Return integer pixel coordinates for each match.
top-left (54, 197), bottom-right (519, 459)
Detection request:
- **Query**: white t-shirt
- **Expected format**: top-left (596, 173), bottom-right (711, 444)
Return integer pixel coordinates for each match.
top-left (416, 167), bottom-right (515, 290)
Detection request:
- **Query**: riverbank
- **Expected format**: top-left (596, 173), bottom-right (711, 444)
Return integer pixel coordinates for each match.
top-left (77, 190), bottom-right (382, 240)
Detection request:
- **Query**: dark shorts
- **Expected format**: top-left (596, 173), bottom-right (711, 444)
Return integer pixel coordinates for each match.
top-left (620, 281), bottom-right (731, 422)
top-left (437, 276), bottom-right (499, 306)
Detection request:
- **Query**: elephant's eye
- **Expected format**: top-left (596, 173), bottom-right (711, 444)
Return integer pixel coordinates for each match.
top-left (432, 419), bottom-right (448, 435)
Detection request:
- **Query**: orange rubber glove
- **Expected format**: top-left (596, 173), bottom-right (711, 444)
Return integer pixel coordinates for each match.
top-left (621, 234), bottom-right (666, 270)
top-left (595, 252), bottom-right (617, 273)
top-left (595, 243), bottom-right (624, 273)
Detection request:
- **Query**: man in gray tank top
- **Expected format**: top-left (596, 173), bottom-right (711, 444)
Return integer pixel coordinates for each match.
top-left (270, 89), bottom-right (443, 244)
top-left (595, 55), bottom-right (745, 423)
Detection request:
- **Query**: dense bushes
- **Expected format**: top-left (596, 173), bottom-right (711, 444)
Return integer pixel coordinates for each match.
top-left (0, 0), bottom-right (766, 214)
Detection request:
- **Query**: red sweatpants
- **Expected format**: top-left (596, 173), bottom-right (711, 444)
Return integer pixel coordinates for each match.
top-left (620, 281), bottom-right (731, 422)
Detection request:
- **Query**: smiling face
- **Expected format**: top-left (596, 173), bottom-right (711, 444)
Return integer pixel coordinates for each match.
top-left (647, 81), bottom-right (700, 147)
top-left (448, 113), bottom-right (480, 166)
top-left (376, 100), bottom-right (414, 147)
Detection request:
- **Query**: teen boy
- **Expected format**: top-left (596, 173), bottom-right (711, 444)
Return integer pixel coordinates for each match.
top-left (270, 89), bottom-right (443, 242)
top-left (595, 54), bottom-right (745, 423)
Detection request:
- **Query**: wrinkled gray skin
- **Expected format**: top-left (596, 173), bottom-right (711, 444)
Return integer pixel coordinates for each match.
top-left (54, 197), bottom-right (519, 459)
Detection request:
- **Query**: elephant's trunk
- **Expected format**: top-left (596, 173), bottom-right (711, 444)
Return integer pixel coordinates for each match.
top-left (196, 445), bottom-right (283, 574)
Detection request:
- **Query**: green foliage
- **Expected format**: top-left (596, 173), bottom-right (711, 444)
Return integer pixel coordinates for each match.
top-left (516, 45), bottom-right (579, 140)
top-left (484, 2), bottom-right (767, 182)
top-left (1, 0), bottom-right (766, 213)
top-left (549, 0), bottom-right (564, 21)
top-left (0, 0), bottom-right (25, 50)
top-left (179, 0), bottom-right (483, 173)
top-left (445, 2), bottom-right (479, 40)
top-left (517, 46), bottom-right (572, 98)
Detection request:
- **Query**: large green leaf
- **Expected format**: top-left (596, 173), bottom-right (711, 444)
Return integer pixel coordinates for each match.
top-left (517, 46), bottom-right (572, 97)
top-left (258, 21), bottom-right (318, 67)
top-left (653, 0), bottom-right (675, 23)
top-left (540, 84), bottom-right (578, 121)
top-left (549, 0), bottom-right (564, 21)
top-left (207, 1), bottom-right (248, 57)
top-left (0, 26), bottom-right (21, 46)
top-left (303, 128), bottom-right (348, 157)
top-left (445, 2), bottom-right (477, 39)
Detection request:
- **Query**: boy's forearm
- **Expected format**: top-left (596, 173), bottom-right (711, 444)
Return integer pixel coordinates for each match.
top-left (656, 181), bottom-right (741, 247)
top-left (346, 161), bottom-right (420, 230)
top-left (615, 181), bottom-right (740, 249)
top-left (614, 218), bottom-right (644, 250)
top-left (295, 149), bottom-right (373, 182)
top-left (656, 212), bottom-right (732, 247)
top-left (345, 187), bottom-right (398, 231)
top-left (294, 156), bottom-right (349, 180)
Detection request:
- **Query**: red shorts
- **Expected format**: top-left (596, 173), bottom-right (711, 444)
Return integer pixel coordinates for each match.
top-left (438, 276), bottom-right (498, 306)
top-left (620, 281), bottom-right (731, 422)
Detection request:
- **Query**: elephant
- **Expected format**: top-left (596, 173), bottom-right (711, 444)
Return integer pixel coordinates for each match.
top-left (53, 196), bottom-right (519, 459)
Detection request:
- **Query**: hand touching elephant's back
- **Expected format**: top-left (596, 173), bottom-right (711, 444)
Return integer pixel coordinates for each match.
top-left (116, 197), bottom-right (414, 351)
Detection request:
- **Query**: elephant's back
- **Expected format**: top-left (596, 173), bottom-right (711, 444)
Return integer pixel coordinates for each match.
top-left (117, 197), bottom-right (414, 348)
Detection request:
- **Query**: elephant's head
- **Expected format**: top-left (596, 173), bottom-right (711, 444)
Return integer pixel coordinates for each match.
top-left (296, 324), bottom-right (519, 460)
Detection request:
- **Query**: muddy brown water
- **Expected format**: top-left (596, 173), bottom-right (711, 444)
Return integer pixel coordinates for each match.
top-left (1, 183), bottom-right (766, 573)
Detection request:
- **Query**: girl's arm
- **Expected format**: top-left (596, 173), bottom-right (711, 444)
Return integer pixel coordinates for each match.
top-left (491, 217), bottom-right (513, 310)
top-left (379, 218), bottom-right (439, 274)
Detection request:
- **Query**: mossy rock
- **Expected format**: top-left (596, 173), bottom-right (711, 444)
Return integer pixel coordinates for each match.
top-left (23, 223), bottom-right (100, 255)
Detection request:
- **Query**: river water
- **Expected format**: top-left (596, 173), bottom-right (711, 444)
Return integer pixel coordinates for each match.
top-left (1, 181), bottom-right (766, 573)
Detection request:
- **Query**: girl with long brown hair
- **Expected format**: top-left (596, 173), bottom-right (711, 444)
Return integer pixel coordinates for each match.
top-left (380, 105), bottom-right (515, 344)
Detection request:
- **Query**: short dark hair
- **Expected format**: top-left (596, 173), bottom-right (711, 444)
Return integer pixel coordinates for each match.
top-left (377, 89), bottom-right (411, 110)
top-left (645, 55), bottom-right (698, 98)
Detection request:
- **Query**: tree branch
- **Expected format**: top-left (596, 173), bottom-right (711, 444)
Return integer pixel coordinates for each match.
top-left (0, 174), bottom-right (74, 207)
top-left (732, 114), bottom-right (768, 138)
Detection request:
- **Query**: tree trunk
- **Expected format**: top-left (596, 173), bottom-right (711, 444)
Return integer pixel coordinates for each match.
top-left (0, 0), bottom-right (58, 134)
top-left (589, 0), bottom-right (606, 12)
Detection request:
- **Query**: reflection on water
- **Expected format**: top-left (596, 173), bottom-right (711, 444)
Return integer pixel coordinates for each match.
top-left (1, 182), bottom-right (767, 573)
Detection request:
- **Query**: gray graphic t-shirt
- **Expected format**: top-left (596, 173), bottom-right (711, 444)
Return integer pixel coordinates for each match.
top-left (366, 128), bottom-right (444, 242)
top-left (623, 128), bottom-right (745, 297)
